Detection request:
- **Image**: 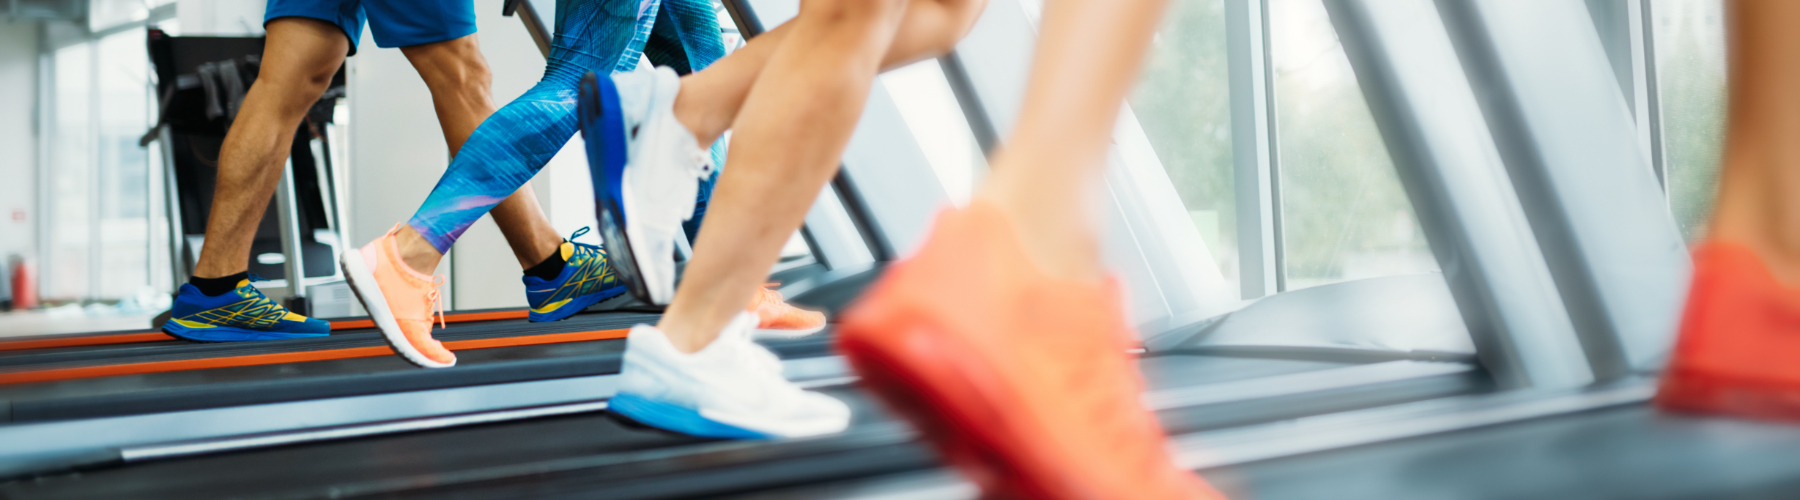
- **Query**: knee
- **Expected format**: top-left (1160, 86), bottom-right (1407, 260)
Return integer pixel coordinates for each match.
top-left (918, 0), bottom-right (987, 55)
top-left (799, 0), bottom-right (909, 35)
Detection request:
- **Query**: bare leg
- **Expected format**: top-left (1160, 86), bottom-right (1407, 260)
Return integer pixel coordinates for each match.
top-left (976, 0), bottom-right (1170, 283)
top-left (192, 18), bottom-right (349, 279)
top-left (402, 35), bottom-right (561, 269)
top-left (1709, 0), bottom-right (1800, 286)
top-left (389, 0), bottom-right (985, 280)
top-left (657, 0), bottom-right (986, 353)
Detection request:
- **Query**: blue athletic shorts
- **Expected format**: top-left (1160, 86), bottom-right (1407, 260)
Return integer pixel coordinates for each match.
top-left (265, 0), bottom-right (477, 55)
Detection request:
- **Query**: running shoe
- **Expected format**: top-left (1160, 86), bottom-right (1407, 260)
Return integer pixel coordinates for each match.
top-left (611, 312), bottom-right (851, 439)
top-left (163, 275), bottom-right (330, 342)
top-left (527, 227), bottom-right (629, 322)
top-left (341, 223), bottom-right (456, 368)
top-left (1656, 241), bottom-right (1800, 422)
top-left (580, 66), bottom-right (713, 305)
top-left (747, 284), bottom-right (827, 339)
top-left (839, 203), bottom-right (1222, 500)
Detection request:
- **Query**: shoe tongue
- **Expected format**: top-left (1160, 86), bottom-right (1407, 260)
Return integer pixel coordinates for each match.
top-left (235, 279), bottom-right (252, 289)
top-left (560, 241), bottom-right (574, 260)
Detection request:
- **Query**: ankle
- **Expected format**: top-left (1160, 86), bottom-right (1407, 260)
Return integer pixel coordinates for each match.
top-left (672, 81), bottom-right (725, 145)
top-left (392, 228), bottom-right (444, 276)
top-left (971, 190), bottom-right (1105, 285)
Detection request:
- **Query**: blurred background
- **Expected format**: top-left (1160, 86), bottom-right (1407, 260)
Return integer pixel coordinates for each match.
top-left (0, 0), bottom-right (1727, 333)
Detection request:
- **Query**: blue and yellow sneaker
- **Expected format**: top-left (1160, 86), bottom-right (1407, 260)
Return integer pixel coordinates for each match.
top-left (163, 275), bottom-right (331, 342)
top-left (526, 228), bottom-right (629, 322)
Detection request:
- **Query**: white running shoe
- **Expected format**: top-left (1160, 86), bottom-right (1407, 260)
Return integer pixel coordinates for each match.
top-left (610, 312), bottom-right (852, 439)
top-left (581, 66), bottom-right (714, 306)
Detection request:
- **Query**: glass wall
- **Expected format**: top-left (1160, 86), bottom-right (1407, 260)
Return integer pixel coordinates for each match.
top-left (1653, 0), bottom-right (1726, 242)
top-left (1131, 0), bottom-right (1238, 294)
top-left (1269, 0), bottom-right (1434, 290)
top-left (38, 23), bottom-right (158, 303)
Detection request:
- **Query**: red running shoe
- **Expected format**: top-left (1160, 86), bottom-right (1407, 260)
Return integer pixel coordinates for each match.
top-left (1656, 241), bottom-right (1800, 422)
top-left (839, 203), bottom-right (1222, 500)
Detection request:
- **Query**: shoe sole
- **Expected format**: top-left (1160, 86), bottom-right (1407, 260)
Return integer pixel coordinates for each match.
top-left (528, 285), bottom-right (627, 322)
top-left (750, 324), bottom-right (828, 340)
top-left (162, 323), bottom-right (328, 342)
top-left (582, 72), bottom-right (660, 306)
top-left (341, 250), bottom-right (455, 369)
top-left (608, 393), bottom-right (773, 440)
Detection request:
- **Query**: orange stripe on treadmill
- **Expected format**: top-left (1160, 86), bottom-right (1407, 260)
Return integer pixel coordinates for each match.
top-left (0, 332), bottom-right (176, 352)
top-left (0, 310), bottom-right (532, 352)
top-left (0, 329), bottom-right (628, 385)
top-left (329, 309), bottom-right (529, 331)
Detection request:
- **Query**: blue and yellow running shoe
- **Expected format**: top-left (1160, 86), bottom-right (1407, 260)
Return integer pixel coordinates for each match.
top-left (527, 228), bottom-right (629, 322)
top-left (163, 275), bottom-right (331, 342)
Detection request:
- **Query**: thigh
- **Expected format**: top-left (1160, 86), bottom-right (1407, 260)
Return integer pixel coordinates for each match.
top-left (264, 0), bottom-right (365, 55)
top-left (361, 0), bottom-right (478, 49)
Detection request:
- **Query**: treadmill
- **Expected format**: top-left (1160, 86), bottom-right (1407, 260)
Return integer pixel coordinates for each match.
top-left (8, 0), bottom-right (1799, 498)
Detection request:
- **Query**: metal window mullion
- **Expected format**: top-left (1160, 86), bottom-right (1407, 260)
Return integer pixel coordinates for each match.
top-left (1637, 0), bottom-right (1669, 195)
top-left (1324, 0), bottom-right (1593, 390)
top-left (1226, 0), bottom-right (1281, 299)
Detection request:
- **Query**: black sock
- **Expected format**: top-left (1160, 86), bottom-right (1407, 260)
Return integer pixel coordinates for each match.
top-left (524, 248), bottom-right (567, 281)
top-left (191, 272), bottom-right (249, 297)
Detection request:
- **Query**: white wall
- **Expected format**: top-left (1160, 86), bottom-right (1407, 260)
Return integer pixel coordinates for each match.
top-left (346, 2), bottom-right (587, 310)
top-left (0, 21), bottom-right (38, 263)
top-left (176, 0), bottom-right (265, 36)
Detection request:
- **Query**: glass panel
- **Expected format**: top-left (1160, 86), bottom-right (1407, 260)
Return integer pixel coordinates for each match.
top-left (95, 28), bottom-right (152, 299)
top-left (1270, 0), bottom-right (1435, 290)
top-left (1130, 0), bottom-right (1238, 294)
top-left (1652, 0), bottom-right (1726, 242)
top-left (880, 60), bottom-right (987, 206)
top-left (46, 42), bottom-right (93, 301)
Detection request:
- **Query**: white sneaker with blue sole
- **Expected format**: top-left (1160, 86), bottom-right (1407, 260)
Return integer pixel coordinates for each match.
top-left (581, 65), bottom-right (713, 306)
top-left (610, 312), bottom-right (851, 439)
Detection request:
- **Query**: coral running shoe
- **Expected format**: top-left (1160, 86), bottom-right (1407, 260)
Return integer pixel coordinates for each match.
top-left (839, 203), bottom-right (1222, 500)
top-left (527, 227), bottom-right (628, 322)
top-left (610, 312), bottom-right (850, 438)
top-left (341, 224), bottom-right (456, 368)
top-left (163, 275), bottom-right (329, 342)
top-left (748, 284), bottom-right (827, 339)
top-left (580, 66), bottom-right (713, 306)
top-left (1656, 241), bottom-right (1800, 422)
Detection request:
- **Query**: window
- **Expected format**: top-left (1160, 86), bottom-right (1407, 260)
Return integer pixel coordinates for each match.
top-left (1131, 0), bottom-right (1238, 294)
top-left (1270, 0), bottom-right (1434, 290)
top-left (1653, 0), bottom-right (1726, 242)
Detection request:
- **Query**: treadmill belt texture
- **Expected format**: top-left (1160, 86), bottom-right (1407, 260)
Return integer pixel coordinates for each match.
top-left (0, 327), bottom-right (836, 424)
top-left (0, 312), bottom-right (658, 376)
top-left (0, 308), bottom-right (532, 353)
top-left (1, 354), bottom-right (1486, 499)
top-left (1204, 404), bottom-right (1800, 500)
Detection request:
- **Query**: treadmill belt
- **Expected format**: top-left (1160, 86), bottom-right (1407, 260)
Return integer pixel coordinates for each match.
top-left (1, 354), bottom-right (1489, 499)
top-left (0, 308), bottom-right (532, 353)
top-left (0, 312), bottom-right (658, 376)
top-left (1205, 404), bottom-right (1800, 500)
top-left (0, 325), bottom-right (836, 424)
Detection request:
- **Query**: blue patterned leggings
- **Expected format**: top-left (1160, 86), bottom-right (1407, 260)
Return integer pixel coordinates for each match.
top-left (407, 0), bottom-right (725, 252)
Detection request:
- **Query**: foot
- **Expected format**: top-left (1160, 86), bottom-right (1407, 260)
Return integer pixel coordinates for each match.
top-left (341, 223), bottom-right (457, 368)
top-left (1656, 241), bottom-right (1800, 422)
top-left (163, 276), bottom-right (330, 342)
top-left (526, 227), bottom-right (629, 322)
top-left (610, 312), bottom-right (850, 439)
top-left (747, 284), bottom-right (828, 339)
top-left (580, 66), bottom-right (713, 306)
top-left (839, 203), bottom-right (1221, 500)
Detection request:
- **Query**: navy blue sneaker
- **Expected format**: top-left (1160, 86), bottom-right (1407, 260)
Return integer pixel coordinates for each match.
top-left (163, 275), bottom-right (330, 342)
top-left (527, 228), bottom-right (629, 322)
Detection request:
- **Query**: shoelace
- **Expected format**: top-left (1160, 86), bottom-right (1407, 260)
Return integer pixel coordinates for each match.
top-left (428, 274), bottom-right (446, 330)
top-left (238, 274), bottom-right (289, 319)
top-left (752, 283), bottom-right (784, 309)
